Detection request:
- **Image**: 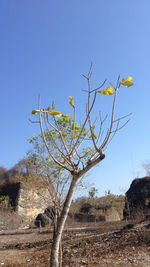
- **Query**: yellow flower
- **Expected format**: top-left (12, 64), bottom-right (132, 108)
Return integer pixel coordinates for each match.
top-left (97, 86), bottom-right (113, 95)
top-left (120, 77), bottom-right (134, 87)
top-left (69, 96), bottom-right (74, 107)
top-left (89, 132), bottom-right (97, 139)
top-left (49, 110), bottom-right (62, 117)
top-left (62, 114), bottom-right (70, 117)
top-left (74, 133), bottom-right (80, 138)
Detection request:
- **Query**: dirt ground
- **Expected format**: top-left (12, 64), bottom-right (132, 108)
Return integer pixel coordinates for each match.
top-left (0, 220), bottom-right (150, 267)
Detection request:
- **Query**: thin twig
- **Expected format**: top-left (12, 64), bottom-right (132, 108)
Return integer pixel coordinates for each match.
top-left (113, 113), bottom-right (132, 123)
top-left (38, 95), bottom-right (72, 173)
top-left (29, 118), bottom-right (40, 123)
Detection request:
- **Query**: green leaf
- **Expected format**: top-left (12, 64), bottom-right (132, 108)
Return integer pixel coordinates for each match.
top-left (62, 131), bottom-right (67, 136)
top-left (32, 110), bottom-right (40, 115)
top-left (74, 133), bottom-right (80, 138)
top-left (46, 156), bottom-right (50, 162)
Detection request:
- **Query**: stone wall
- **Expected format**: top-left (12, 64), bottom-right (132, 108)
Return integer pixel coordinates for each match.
top-left (105, 207), bottom-right (123, 222)
top-left (0, 175), bottom-right (55, 228)
top-left (17, 186), bottom-right (52, 225)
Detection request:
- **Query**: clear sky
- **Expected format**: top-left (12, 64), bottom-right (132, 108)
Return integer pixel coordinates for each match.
top-left (0, 0), bottom-right (150, 197)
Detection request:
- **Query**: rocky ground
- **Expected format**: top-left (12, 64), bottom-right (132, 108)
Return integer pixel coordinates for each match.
top-left (0, 220), bottom-right (150, 267)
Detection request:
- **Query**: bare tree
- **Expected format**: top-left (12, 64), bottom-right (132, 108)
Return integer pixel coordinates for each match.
top-left (31, 64), bottom-right (133, 267)
top-left (143, 160), bottom-right (150, 176)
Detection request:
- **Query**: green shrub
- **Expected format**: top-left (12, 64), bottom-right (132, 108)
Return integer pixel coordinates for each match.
top-left (0, 195), bottom-right (9, 208)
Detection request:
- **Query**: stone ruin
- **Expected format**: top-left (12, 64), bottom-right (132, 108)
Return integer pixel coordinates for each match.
top-left (0, 170), bottom-right (55, 228)
top-left (124, 176), bottom-right (150, 219)
top-left (72, 201), bottom-right (123, 222)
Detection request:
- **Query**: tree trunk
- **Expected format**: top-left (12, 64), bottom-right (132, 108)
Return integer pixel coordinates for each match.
top-left (50, 176), bottom-right (78, 267)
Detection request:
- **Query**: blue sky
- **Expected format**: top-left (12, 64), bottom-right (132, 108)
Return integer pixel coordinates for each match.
top-left (0, 0), bottom-right (150, 197)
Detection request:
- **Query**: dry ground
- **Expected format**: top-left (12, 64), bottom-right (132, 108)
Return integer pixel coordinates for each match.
top-left (0, 220), bottom-right (150, 267)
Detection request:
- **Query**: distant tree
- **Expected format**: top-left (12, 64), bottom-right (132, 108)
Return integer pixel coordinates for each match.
top-left (14, 156), bottom-right (40, 176)
top-left (28, 116), bottom-right (90, 212)
top-left (31, 64), bottom-right (133, 267)
top-left (104, 189), bottom-right (111, 196)
top-left (75, 196), bottom-right (88, 204)
top-left (142, 160), bottom-right (150, 176)
top-left (88, 187), bottom-right (98, 198)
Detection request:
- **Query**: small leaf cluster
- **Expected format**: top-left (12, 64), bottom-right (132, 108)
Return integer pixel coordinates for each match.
top-left (98, 76), bottom-right (134, 95)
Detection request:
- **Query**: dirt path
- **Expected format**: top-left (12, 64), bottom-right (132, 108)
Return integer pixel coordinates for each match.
top-left (0, 246), bottom-right (150, 267)
top-left (0, 221), bottom-right (149, 267)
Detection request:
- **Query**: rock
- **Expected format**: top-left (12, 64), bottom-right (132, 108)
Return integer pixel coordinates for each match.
top-left (105, 207), bottom-right (122, 222)
top-left (124, 176), bottom-right (150, 219)
top-left (122, 224), bottom-right (134, 230)
top-left (80, 203), bottom-right (92, 214)
top-left (0, 174), bottom-right (55, 228)
top-left (35, 213), bottom-right (52, 227)
top-left (17, 186), bottom-right (52, 224)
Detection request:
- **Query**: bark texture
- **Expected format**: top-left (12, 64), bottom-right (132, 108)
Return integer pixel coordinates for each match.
top-left (50, 177), bottom-right (78, 267)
